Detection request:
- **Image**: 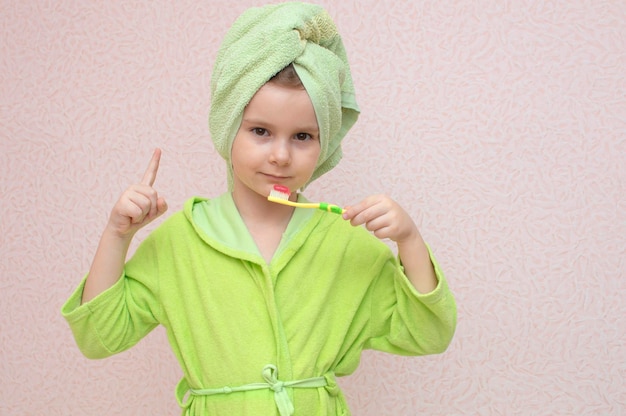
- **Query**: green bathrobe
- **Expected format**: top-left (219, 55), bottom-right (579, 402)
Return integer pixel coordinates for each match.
top-left (62, 194), bottom-right (456, 415)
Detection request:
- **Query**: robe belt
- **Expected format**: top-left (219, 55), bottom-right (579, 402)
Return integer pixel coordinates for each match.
top-left (176, 364), bottom-right (338, 416)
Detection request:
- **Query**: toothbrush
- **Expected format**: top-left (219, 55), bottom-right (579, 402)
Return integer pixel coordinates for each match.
top-left (268, 185), bottom-right (345, 215)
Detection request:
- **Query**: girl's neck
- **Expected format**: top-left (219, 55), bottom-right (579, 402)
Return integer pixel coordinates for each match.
top-left (232, 187), bottom-right (294, 226)
top-left (231, 189), bottom-right (294, 263)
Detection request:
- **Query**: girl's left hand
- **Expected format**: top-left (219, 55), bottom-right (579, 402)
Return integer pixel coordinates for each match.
top-left (342, 194), bottom-right (419, 243)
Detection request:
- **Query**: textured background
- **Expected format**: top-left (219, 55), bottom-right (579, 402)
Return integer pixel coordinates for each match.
top-left (1, 0), bottom-right (625, 415)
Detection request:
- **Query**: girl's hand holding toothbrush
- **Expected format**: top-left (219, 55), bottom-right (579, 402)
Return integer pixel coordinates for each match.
top-left (342, 194), bottom-right (419, 244)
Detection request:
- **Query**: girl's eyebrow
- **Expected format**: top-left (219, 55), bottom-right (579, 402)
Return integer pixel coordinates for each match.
top-left (242, 117), bottom-right (319, 133)
top-left (241, 117), bottom-right (269, 125)
top-left (296, 125), bottom-right (319, 133)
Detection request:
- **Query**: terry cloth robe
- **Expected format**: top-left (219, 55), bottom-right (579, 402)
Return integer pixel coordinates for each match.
top-left (61, 194), bottom-right (457, 416)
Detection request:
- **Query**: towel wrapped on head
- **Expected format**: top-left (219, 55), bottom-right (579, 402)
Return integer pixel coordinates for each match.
top-left (209, 2), bottom-right (360, 189)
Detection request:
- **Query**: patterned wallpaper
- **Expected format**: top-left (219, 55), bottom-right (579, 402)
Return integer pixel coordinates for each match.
top-left (1, 0), bottom-right (624, 414)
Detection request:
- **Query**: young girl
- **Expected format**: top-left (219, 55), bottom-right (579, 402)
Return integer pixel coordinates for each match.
top-left (62, 3), bottom-right (456, 415)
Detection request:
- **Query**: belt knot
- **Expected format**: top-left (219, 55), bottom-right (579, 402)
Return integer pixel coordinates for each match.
top-left (261, 364), bottom-right (293, 415)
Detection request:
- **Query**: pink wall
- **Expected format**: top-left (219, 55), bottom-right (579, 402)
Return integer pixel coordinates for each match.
top-left (1, 0), bottom-right (625, 414)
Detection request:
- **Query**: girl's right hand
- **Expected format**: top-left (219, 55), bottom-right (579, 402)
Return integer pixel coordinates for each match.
top-left (107, 148), bottom-right (168, 239)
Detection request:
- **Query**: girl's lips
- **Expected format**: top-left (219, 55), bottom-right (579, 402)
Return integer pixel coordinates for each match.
top-left (262, 173), bottom-right (290, 181)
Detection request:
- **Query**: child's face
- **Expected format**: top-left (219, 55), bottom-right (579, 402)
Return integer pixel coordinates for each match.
top-left (231, 82), bottom-right (321, 201)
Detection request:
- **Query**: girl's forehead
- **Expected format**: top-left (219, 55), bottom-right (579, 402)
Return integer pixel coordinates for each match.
top-left (243, 83), bottom-right (318, 129)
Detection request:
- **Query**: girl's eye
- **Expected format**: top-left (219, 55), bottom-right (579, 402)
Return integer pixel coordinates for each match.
top-left (295, 132), bottom-right (313, 141)
top-left (252, 128), bottom-right (268, 136)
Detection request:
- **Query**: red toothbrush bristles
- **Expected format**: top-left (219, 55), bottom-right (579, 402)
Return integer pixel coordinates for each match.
top-left (273, 184), bottom-right (290, 194)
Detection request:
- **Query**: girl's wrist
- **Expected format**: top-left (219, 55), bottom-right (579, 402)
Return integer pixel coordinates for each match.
top-left (103, 221), bottom-right (136, 244)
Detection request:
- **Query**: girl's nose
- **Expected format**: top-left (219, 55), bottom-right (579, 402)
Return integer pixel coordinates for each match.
top-left (269, 139), bottom-right (291, 165)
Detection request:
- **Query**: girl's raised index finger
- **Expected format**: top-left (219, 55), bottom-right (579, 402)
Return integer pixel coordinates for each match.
top-left (141, 148), bottom-right (162, 186)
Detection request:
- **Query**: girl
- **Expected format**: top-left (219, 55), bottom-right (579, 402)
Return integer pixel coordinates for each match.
top-left (62, 3), bottom-right (456, 415)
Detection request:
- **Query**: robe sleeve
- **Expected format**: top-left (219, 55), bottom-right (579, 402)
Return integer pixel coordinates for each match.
top-left (364, 245), bottom-right (457, 356)
top-left (60, 236), bottom-right (161, 359)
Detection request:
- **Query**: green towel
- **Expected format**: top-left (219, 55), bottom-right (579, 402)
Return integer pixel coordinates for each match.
top-left (209, 2), bottom-right (360, 189)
